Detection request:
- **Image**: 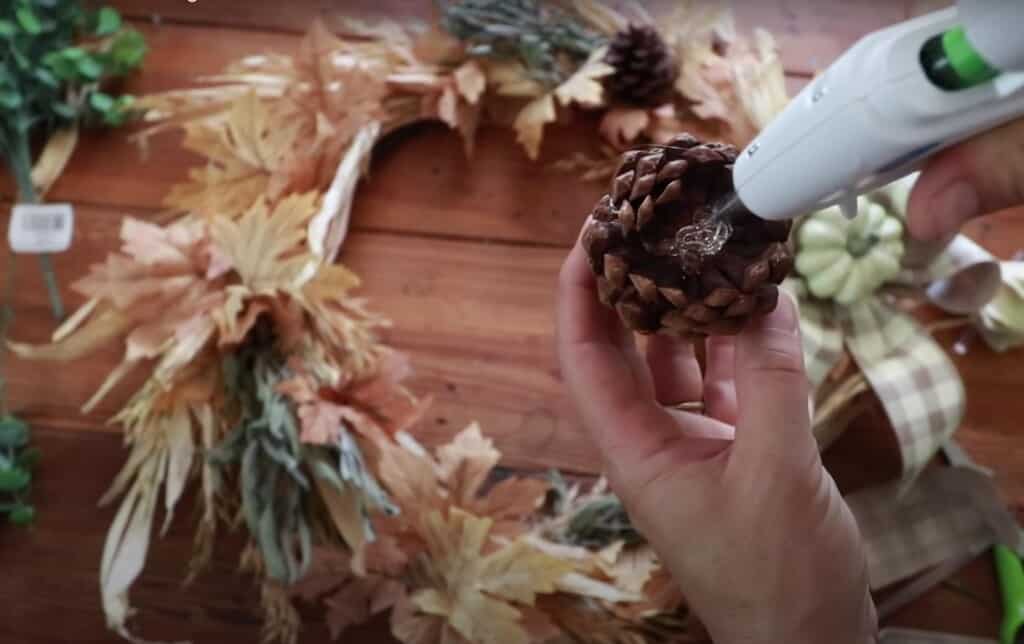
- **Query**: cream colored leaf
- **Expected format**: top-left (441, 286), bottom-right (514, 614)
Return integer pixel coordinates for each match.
top-left (595, 546), bottom-right (660, 595)
top-left (478, 539), bottom-right (574, 604)
top-left (52, 297), bottom-right (99, 343)
top-left (437, 86), bottom-right (459, 129)
top-left (100, 445), bottom-right (166, 639)
top-left (485, 60), bottom-right (545, 98)
top-left (166, 91), bottom-right (299, 217)
top-left (453, 61), bottom-right (486, 105)
top-left (9, 308), bottom-right (130, 361)
top-left (599, 108), bottom-right (651, 147)
top-left (557, 572), bottom-right (642, 603)
top-left (31, 126), bottom-right (79, 198)
top-left (308, 121), bottom-right (380, 263)
top-left (554, 48), bottom-right (613, 108)
top-left (377, 438), bottom-right (444, 520)
top-left (315, 476), bottom-right (370, 575)
top-left (209, 192), bottom-right (320, 292)
top-left (161, 405), bottom-right (195, 536)
top-left (415, 509), bottom-right (574, 644)
top-left (437, 422), bottom-right (500, 505)
top-left (514, 94), bottom-right (557, 161)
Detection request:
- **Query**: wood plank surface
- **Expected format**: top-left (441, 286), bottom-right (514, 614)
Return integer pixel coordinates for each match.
top-left (106, 0), bottom-right (913, 76)
top-left (1, 1), bottom-right (1021, 642)
top-left (0, 21), bottom-right (805, 248)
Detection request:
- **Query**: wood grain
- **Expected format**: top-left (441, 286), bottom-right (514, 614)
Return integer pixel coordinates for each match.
top-left (0, 20), bottom-right (807, 249)
top-left (106, 0), bottom-right (914, 76)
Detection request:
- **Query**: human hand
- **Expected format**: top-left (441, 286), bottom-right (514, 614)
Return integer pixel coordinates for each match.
top-left (908, 118), bottom-right (1024, 241)
top-left (556, 242), bottom-right (877, 644)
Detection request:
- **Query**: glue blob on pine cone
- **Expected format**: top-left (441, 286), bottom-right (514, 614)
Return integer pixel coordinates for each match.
top-left (603, 24), bottom-right (678, 106)
top-left (581, 134), bottom-right (794, 336)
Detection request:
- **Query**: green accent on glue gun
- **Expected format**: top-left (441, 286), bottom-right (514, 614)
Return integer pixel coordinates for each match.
top-left (995, 544), bottom-right (1024, 644)
top-left (921, 25), bottom-right (1000, 91)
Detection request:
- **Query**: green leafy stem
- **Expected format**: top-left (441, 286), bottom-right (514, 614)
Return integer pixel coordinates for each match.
top-left (0, 414), bottom-right (39, 526)
top-left (1, 1), bottom-right (148, 320)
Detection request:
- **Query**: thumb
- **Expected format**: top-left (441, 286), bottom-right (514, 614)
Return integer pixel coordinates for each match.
top-left (732, 293), bottom-right (816, 473)
top-left (908, 118), bottom-right (1024, 241)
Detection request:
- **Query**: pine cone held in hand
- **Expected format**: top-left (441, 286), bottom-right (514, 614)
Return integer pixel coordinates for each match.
top-left (604, 24), bottom-right (678, 107)
top-left (581, 134), bottom-right (794, 336)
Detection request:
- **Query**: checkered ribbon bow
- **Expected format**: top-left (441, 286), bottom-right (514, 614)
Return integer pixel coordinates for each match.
top-left (791, 176), bottom-right (1005, 483)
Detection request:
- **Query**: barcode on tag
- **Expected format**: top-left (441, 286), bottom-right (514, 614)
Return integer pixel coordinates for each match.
top-left (21, 212), bottom-right (66, 232)
top-left (8, 203), bottom-right (75, 254)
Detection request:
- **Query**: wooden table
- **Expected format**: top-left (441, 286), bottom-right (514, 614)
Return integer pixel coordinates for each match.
top-left (2, 1), bottom-right (1023, 641)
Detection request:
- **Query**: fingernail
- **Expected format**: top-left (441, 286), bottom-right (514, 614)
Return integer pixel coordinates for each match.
top-left (924, 181), bottom-right (978, 240)
top-left (763, 290), bottom-right (799, 334)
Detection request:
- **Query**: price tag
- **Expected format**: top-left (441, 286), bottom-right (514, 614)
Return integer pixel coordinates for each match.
top-left (7, 203), bottom-right (75, 254)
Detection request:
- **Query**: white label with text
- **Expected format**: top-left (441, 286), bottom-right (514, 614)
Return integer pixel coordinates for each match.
top-left (8, 203), bottom-right (75, 254)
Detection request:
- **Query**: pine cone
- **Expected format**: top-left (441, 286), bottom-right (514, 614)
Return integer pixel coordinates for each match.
top-left (581, 134), bottom-right (794, 336)
top-left (603, 24), bottom-right (678, 107)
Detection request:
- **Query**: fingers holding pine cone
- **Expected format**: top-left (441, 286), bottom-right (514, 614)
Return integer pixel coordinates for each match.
top-left (581, 134), bottom-right (795, 337)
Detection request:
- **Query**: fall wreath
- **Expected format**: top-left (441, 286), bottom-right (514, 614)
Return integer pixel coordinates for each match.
top-left (6, 2), bottom-right (1024, 644)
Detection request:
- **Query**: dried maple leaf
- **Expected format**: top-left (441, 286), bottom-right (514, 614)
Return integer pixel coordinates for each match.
top-left (599, 108), bottom-right (651, 148)
top-left (166, 92), bottom-right (302, 217)
top-left (665, 5), bottom-right (787, 146)
top-left (209, 192), bottom-right (319, 293)
top-left (376, 424), bottom-right (547, 535)
top-left (512, 49), bottom-right (611, 160)
top-left (553, 48), bottom-right (613, 109)
top-left (514, 94), bottom-right (556, 161)
top-left (408, 509), bottom-right (575, 644)
top-left (453, 61), bottom-right (486, 105)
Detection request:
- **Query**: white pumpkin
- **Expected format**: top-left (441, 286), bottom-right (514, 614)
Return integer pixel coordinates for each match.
top-left (795, 197), bottom-right (905, 305)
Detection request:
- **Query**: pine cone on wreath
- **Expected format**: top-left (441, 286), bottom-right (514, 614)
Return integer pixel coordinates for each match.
top-left (603, 23), bottom-right (679, 107)
top-left (581, 134), bottom-right (795, 336)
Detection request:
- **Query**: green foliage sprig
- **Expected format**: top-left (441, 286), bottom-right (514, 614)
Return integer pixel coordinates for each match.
top-left (0, 414), bottom-right (38, 526)
top-left (441, 0), bottom-right (605, 87)
top-left (0, 1), bottom-right (148, 179)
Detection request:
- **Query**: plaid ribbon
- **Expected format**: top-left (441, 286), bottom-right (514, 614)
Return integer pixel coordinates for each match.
top-left (846, 466), bottom-right (1021, 591)
top-left (880, 629), bottom-right (997, 644)
top-left (797, 291), bottom-right (964, 483)
top-left (790, 174), bottom-right (1011, 483)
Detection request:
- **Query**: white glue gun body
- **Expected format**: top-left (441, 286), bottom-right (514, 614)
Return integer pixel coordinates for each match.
top-left (731, 1), bottom-right (1024, 222)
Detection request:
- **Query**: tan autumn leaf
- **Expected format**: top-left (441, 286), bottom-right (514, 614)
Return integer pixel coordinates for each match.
top-left (392, 593), bottom-right (470, 644)
top-left (324, 575), bottom-right (406, 639)
top-left (453, 61), bottom-right (486, 105)
top-left (377, 434), bottom-right (445, 520)
top-left (553, 48), bottom-right (613, 108)
top-left (412, 509), bottom-right (575, 644)
top-left (594, 545), bottom-right (660, 596)
top-left (31, 126), bottom-right (79, 198)
top-left (209, 192), bottom-right (320, 293)
top-left (514, 94), bottom-right (557, 161)
top-left (167, 91), bottom-right (301, 218)
top-left (437, 422), bottom-right (500, 506)
top-left (599, 108), bottom-right (651, 148)
top-left (730, 29), bottom-right (789, 134)
top-left (485, 60), bottom-right (546, 98)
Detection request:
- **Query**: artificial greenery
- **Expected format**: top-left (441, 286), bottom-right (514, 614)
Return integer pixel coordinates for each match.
top-left (0, 414), bottom-right (38, 525)
top-left (441, 0), bottom-right (605, 86)
top-left (212, 326), bottom-right (315, 585)
top-left (0, 0), bottom-right (147, 319)
top-left (565, 493), bottom-right (644, 548)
